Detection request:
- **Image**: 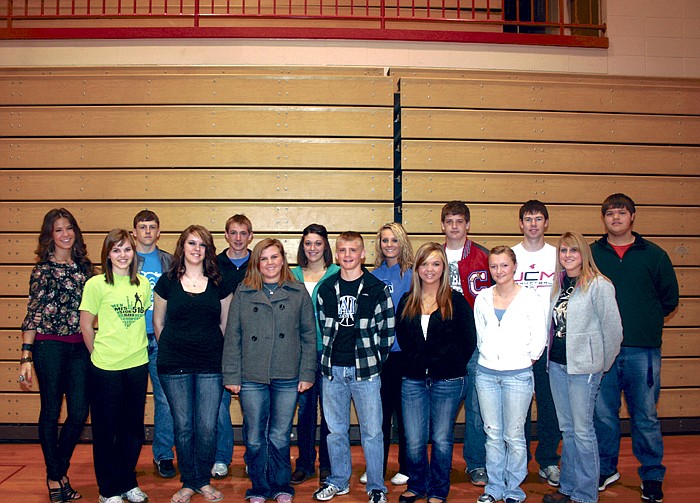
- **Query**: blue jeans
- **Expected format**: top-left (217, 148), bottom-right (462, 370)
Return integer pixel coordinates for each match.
top-left (214, 390), bottom-right (234, 465)
top-left (160, 372), bottom-right (223, 490)
top-left (402, 376), bottom-right (464, 501)
top-left (147, 334), bottom-right (175, 462)
top-left (322, 366), bottom-right (386, 494)
top-left (475, 367), bottom-right (533, 502)
top-left (525, 353), bottom-right (561, 469)
top-left (240, 378), bottom-right (299, 499)
top-left (295, 351), bottom-right (330, 475)
top-left (594, 347), bottom-right (665, 482)
top-left (33, 340), bottom-right (89, 481)
top-left (549, 362), bottom-right (601, 503)
top-left (463, 350), bottom-right (487, 471)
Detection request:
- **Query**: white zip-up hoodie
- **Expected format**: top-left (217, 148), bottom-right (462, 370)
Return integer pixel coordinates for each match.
top-left (474, 285), bottom-right (547, 372)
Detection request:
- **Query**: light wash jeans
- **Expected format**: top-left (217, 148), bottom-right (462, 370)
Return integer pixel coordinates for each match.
top-left (402, 376), bottom-right (464, 501)
top-left (549, 362), bottom-right (602, 503)
top-left (240, 378), bottom-right (299, 500)
top-left (475, 366), bottom-right (533, 502)
top-left (147, 334), bottom-right (175, 462)
top-left (594, 346), bottom-right (665, 482)
top-left (322, 366), bottom-right (386, 494)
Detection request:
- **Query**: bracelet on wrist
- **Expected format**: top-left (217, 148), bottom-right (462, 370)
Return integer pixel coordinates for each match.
top-left (20, 356), bottom-right (33, 364)
top-left (21, 343), bottom-right (34, 352)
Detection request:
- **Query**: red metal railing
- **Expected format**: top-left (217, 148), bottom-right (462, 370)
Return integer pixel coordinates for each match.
top-left (0, 0), bottom-right (607, 47)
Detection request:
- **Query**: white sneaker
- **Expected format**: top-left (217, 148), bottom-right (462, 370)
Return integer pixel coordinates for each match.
top-left (538, 465), bottom-right (561, 487)
top-left (390, 472), bottom-right (409, 486)
top-left (122, 487), bottom-right (148, 503)
top-left (99, 496), bottom-right (125, 503)
top-left (359, 472), bottom-right (367, 484)
top-left (211, 462), bottom-right (228, 478)
top-left (313, 484), bottom-right (350, 501)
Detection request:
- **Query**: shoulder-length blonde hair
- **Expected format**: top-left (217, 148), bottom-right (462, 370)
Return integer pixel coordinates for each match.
top-left (374, 222), bottom-right (414, 276)
top-left (101, 229), bottom-right (140, 286)
top-left (401, 242), bottom-right (453, 321)
top-left (552, 231), bottom-right (610, 298)
top-left (169, 225), bottom-right (221, 286)
top-left (243, 238), bottom-right (295, 290)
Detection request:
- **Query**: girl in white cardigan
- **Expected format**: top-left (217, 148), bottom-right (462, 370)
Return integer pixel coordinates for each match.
top-left (474, 245), bottom-right (547, 503)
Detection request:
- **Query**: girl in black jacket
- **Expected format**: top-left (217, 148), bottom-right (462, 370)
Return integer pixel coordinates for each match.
top-left (396, 242), bottom-right (477, 503)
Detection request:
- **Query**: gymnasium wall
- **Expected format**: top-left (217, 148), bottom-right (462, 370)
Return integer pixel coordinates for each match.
top-left (0, 66), bottom-right (698, 438)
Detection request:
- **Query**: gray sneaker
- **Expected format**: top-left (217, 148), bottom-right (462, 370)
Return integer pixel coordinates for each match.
top-left (469, 467), bottom-right (488, 486)
top-left (313, 484), bottom-right (350, 501)
top-left (538, 465), bottom-right (561, 487)
top-left (369, 490), bottom-right (387, 503)
top-left (122, 487), bottom-right (148, 503)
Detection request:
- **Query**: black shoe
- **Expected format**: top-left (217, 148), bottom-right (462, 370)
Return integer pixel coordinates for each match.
top-left (47, 478), bottom-right (64, 503)
top-left (61, 477), bottom-right (82, 501)
top-left (319, 468), bottom-right (331, 484)
top-left (291, 468), bottom-right (314, 485)
top-left (598, 471), bottom-right (620, 491)
top-left (398, 492), bottom-right (419, 503)
top-left (641, 480), bottom-right (664, 502)
top-left (153, 459), bottom-right (177, 478)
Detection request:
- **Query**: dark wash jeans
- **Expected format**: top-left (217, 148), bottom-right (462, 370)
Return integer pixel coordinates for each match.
top-left (160, 372), bottom-right (223, 490)
top-left (295, 351), bottom-right (330, 475)
top-left (33, 339), bottom-right (90, 481)
top-left (89, 362), bottom-right (148, 498)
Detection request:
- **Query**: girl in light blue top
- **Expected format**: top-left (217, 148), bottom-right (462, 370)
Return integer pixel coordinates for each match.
top-left (370, 222), bottom-right (414, 485)
top-left (290, 224), bottom-right (340, 485)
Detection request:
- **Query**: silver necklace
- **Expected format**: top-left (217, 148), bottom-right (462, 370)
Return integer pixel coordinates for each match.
top-left (264, 283), bottom-right (280, 295)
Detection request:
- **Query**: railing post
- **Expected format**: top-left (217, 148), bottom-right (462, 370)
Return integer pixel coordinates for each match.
top-left (194, 0), bottom-right (200, 27)
top-left (380, 0), bottom-right (385, 30)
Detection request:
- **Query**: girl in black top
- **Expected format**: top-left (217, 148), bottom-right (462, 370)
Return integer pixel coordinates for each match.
top-left (153, 225), bottom-right (232, 503)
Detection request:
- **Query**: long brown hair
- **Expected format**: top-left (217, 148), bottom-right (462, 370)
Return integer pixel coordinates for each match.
top-left (401, 242), bottom-right (453, 321)
top-left (243, 238), bottom-right (295, 290)
top-left (101, 229), bottom-right (140, 286)
top-left (552, 232), bottom-right (610, 298)
top-left (36, 208), bottom-right (92, 275)
top-left (169, 225), bottom-right (221, 286)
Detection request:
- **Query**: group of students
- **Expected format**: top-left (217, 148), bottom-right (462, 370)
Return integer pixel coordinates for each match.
top-left (18, 193), bottom-right (678, 503)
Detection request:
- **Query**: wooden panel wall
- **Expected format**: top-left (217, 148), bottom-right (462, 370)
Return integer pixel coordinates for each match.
top-left (1, 66), bottom-right (699, 433)
top-left (0, 67), bottom-right (395, 431)
top-left (397, 70), bottom-right (700, 422)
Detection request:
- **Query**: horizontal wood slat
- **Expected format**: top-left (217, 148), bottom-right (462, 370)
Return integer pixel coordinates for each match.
top-left (1, 297), bottom-right (696, 328)
top-left (401, 109), bottom-right (700, 145)
top-left (399, 77), bottom-right (700, 114)
top-left (0, 66), bottom-right (386, 76)
top-left (662, 328), bottom-right (700, 357)
top-left (389, 67), bottom-right (700, 88)
top-left (1, 138), bottom-right (394, 169)
top-left (2, 265), bottom-right (698, 297)
top-left (0, 202), bottom-right (394, 234)
top-left (2, 170), bottom-right (394, 202)
top-left (401, 172), bottom-right (699, 206)
top-left (1, 388), bottom-right (698, 424)
top-left (0, 233), bottom-right (380, 265)
top-left (394, 236), bottom-right (700, 268)
top-left (401, 204), bottom-right (700, 237)
top-left (400, 140), bottom-right (700, 176)
top-left (2, 234), bottom-right (698, 267)
top-left (1, 75), bottom-right (395, 106)
top-left (1, 106), bottom-right (394, 138)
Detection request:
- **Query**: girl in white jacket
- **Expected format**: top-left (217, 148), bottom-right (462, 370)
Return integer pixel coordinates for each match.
top-left (474, 245), bottom-right (547, 503)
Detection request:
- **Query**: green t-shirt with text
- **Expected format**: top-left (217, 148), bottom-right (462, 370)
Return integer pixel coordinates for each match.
top-left (79, 273), bottom-right (151, 371)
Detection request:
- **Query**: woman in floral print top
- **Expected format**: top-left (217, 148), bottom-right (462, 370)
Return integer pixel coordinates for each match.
top-left (19, 208), bottom-right (94, 503)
